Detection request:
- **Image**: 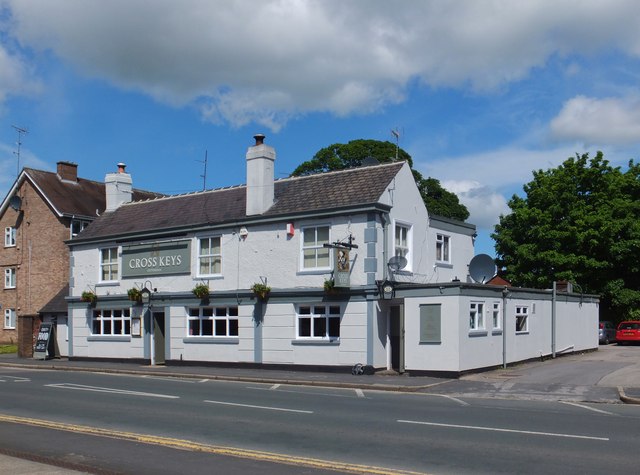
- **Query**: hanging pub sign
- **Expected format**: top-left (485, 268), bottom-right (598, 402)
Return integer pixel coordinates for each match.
top-left (122, 240), bottom-right (191, 278)
top-left (334, 248), bottom-right (350, 288)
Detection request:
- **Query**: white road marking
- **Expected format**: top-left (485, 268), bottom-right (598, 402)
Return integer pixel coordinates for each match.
top-left (355, 389), bottom-right (365, 398)
top-left (431, 394), bottom-right (469, 406)
top-left (204, 400), bottom-right (313, 414)
top-left (199, 379), bottom-right (209, 383)
top-left (560, 401), bottom-right (616, 415)
top-left (0, 375), bottom-right (30, 383)
top-left (270, 384), bottom-right (281, 390)
top-left (397, 420), bottom-right (609, 441)
top-left (141, 375), bottom-right (200, 383)
top-left (46, 383), bottom-right (179, 399)
top-left (246, 386), bottom-right (357, 399)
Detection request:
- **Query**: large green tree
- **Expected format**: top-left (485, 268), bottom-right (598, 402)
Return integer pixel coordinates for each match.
top-left (292, 139), bottom-right (469, 221)
top-left (492, 152), bottom-right (640, 320)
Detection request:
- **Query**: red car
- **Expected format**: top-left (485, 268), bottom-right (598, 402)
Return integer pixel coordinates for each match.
top-left (616, 321), bottom-right (640, 344)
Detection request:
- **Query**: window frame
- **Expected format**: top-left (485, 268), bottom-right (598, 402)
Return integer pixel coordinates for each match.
top-left (91, 308), bottom-right (131, 336)
top-left (492, 301), bottom-right (502, 331)
top-left (4, 226), bottom-right (16, 247)
top-left (100, 247), bottom-right (119, 283)
top-left (4, 268), bottom-right (16, 289)
top-left (197, 236), bottom-right (222, 277)
top-left (70, 219), bottom-right (90, 239)
top-left (394, 221), bottom-right (412, 270)
top-left (4, 308), bottom-right (16, 329)
top-left (469, 301), bottom-right (485, 331)
top-left (296, 304), bottom-right (341, 341)
top-left (187, 306), bottom-right (239, 337)
top-left (515, 306), bottom-right (529, 333)
top-left (300, 225), bottom-right (331, 271)
top-left (435, 233), bottom-right (451, 263)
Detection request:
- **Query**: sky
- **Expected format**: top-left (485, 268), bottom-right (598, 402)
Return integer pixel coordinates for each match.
top-left (2, 0), bottom-right (640, 258)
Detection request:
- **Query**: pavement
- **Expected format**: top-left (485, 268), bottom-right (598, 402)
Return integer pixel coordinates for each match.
top-left (1, 344), bottom-right (639, 473)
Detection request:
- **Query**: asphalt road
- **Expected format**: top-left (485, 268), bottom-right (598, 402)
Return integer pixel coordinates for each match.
top-left (1, 366), bottom-right (640, 474)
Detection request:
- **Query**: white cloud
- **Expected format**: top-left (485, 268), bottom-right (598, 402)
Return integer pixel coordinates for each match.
top-left (442, 180), bottom-right (509, 231)
top-left (5, 0), bottom-right (640, 130)
top-left (0, 42), bottom-right (41, 109)
top-left (551, 95), bottom-right (640, 144)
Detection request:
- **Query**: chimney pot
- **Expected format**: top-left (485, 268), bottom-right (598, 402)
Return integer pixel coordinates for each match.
top-left (117, 162), bottom-right (127, 173)
top-left (253, 134), bottom-right (265, 146)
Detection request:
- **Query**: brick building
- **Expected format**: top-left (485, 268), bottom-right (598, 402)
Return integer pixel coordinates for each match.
top-left (0, 161), bottom-right (159, 355)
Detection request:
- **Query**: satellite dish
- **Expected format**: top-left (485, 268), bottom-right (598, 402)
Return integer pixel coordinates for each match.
top-left (9, 196), bottom-right (22, 211)
top-left (388, 255), bottom-right (408, 272)
top-left (469, 254), bottom-right (496, 284)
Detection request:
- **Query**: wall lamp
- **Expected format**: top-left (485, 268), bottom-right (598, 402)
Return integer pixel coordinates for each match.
top-left (376, 280), bottom-right (395, 300)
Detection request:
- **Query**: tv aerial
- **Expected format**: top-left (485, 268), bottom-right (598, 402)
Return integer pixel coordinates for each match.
top-left (469, 254), bottom-right (496, 284)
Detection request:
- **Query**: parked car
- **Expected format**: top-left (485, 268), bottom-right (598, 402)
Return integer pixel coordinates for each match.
top-left (599, 321), bottom-right (616, 344)
top-left (616, 321), bottom-right (640, 345)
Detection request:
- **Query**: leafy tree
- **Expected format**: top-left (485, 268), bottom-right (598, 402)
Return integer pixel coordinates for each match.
top-left (492, 152), bottom-right (640, 321)
top-left (292, 139), bottom-right (469, 221)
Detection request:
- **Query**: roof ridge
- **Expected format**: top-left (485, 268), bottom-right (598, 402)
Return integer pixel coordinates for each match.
top-left (275, 160), bottom-right (406, 184)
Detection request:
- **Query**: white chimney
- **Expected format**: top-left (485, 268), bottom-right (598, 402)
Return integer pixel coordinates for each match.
top-left (246, 134), bottom-right (276, 215)
top-left (105, 162), bottom-right (132, 211)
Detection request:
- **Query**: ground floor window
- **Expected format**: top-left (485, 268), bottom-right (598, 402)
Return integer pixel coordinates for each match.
top-left (296, 304), bottom-right (341, 340)
top-left (92, 309), bottom-right (130, 335)
top-left (4, 308), bottom-right (16, 329)
top-left (469, 302), bottom-right (485, 330)
top-left (188, 306), bottom-right (238, 337)
top-left (492, 302), bottom-right (502, 330)
top-left (515, 306), bottom-right (529, 333)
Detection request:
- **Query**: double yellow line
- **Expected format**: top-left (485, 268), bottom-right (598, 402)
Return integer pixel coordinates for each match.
top-left (0, 413), bottom-right (427, 475)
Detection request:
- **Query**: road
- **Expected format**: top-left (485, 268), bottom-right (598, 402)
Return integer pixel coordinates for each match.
top-left (0, 366), bottom-right (639, 474)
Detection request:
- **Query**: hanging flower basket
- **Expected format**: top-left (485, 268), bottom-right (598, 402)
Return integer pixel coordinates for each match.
top-left (251, 282), bottom-right (271, 300)
top-left (81, 291), bottom-right (97, 305)
top-left (192, 283), bottom-right (210, 300)
top-left (127, 287), bottom-right (143, 303)
top-left (324, 279), bottom-right (336, 293)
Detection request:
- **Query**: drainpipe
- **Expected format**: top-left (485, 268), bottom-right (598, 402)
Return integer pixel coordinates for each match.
top-left (502, 286), bottom-right (508, 369)
top-left (552, 281), bottom-right (557, 358)
top-left (381, 212), bottom-right (390, 280)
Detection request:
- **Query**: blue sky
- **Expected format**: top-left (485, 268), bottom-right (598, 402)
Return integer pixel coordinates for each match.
top-left (2, 1), bottom-right (640, 257)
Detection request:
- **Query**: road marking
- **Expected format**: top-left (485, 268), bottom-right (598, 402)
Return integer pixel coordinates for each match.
top-left (0, 375), bottom-right (30, 383)
top-left (141, 375), bottom-right (200, 383)
top-left (355, 388), bottom-right (365, 398)
top-left (427, 394), bottom-right (469, 406)
top-left (204, 399), bottom-right (313, 414)
top-left (270, 383), bottom-right (280, 390)
top-left (560, 401), bottom-right (616, 415)
top-left (199, 379), bottom-right (209, 383)
top-left (0, 413), bottom-right (425, 475)
top-left (247, 386), bottom-right (358, 399)
top-left (46, 383), bottom-right (179, 399)
top-left (397, 420), bottom-right (609, 441)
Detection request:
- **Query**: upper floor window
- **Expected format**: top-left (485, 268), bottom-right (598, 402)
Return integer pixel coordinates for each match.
top-left (4, 268), bottom-right (16, 289)
top-left (4, 308), bottom-right (16, 330)
top-left (302, 225), bottom-right (330, 270)
top-left (188, 306), bottom-right (238, 337)
top-left (198, 237), bottom-right (221, 276)
top-left (70, 219), bottom-right (90, 238)
top-left (4, 227), bottom-right (16, 247)
top-left (100, 247), bottom-right (119, 282)
top-left (92, 308), bottom-right (130, 335)
top-left (469, 302), bottom-right (485, 331)
top-left (297, 304), bottom-right (341, 340)
top-left (394, 223), bottom-right (412, 269)
top-left (436, 233), bottom-right (450, 263)
top-left (515, 306), bottom-right (529, 333)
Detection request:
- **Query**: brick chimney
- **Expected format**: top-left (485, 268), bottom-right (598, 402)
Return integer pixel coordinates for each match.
top-left (246, 134), bottom-right (276, 215)
top-left (105, 162), bottom-right (132, 211)
top-left (57, 161), bottom-right (78, 183)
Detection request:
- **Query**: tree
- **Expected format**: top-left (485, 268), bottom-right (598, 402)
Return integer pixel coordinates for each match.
top-left (492, 152), bottom-right (640, 321)
top-left (291, 139), bottom-right (469, 221)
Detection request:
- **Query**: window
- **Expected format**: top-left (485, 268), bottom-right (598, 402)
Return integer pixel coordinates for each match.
top-left (198, 237), bottom-right (221, 275)
top-left (92, 308), bottom-right (130, 335)
top-left (100, 247), bottom-right (118, 282)
top-left (419, 304), bottom-right (441, 343)
top-left (515, 306), bottom-right (529, 333)
top-left (436, 233), bottom-right (450, 262)
top-left (469, 302), bottom-right (485, 330)
top-left (297, 304), bottom-right (341, 340)
top-left (4, 227), bottom-right (16, 247)
top-left (70, 219), bottom-right (90, 238)
top-left (395, 223), bottom-right (412, 266)
top-left (188, 306), bottom-right (238, 337)
top-left (492, 302), bottom-right (502, 330)
top-left (4, 268), bottom-right (16, 289)
top-left (302, 225), bottom-right (330, 269)
top-left (4, 309), bottom-right (16, 329)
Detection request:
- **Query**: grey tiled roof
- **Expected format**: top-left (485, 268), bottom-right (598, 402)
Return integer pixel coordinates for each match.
top-left (39, 284), bottom-right (70, 314)
top-left (74, 162), bottom-right (405, 242)
top-left (25, 168), bottom-right (162, 219)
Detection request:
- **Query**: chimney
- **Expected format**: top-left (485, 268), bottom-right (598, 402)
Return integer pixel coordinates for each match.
top-left (105, 162), bottom-right (132, 211)
top-left (57, 161), bottom-right (78, 183)
top-left (246, 134), bottom-right (276, 215)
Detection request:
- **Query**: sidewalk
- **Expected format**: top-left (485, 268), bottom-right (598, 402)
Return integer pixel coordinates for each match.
top-left (1, 344), bottom-right (639, 404)
top-left (0, 453), bottom-right (86, 474)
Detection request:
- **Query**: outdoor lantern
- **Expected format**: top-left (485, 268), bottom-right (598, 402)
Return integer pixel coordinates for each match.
top-left (141, 287), bottom-right (152, 305)
top-left (378, 280), bottom-right (395, 300)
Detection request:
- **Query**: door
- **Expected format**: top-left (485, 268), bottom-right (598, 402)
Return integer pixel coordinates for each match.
top-left (152, 312), bottom-right (165, 365)
top-left (389, 305), bottom-right (405, 373)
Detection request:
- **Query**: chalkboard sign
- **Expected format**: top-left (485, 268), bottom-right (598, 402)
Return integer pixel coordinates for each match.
top-left (34, 323), bottom-right (58, 360)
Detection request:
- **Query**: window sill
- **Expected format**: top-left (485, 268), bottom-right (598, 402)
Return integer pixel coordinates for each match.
top-left (468, 330), bottom-right (488, 337)
top-left (435, 262), bottom-right (453, 268)
top-left (492, 330), bottom-right (503, 335)
top-left (296, 268), bottom-right (332, 276)
top-left (96, 281), bottom-right (119, 287)
top-left (291, 339), bottom-right (340, 346)
top-left (183, 337), bottom-right (239, 344)
top-left (87, 335), bottom-right (131, 342)
top-left (516, 331), bottom-right (529, 335)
